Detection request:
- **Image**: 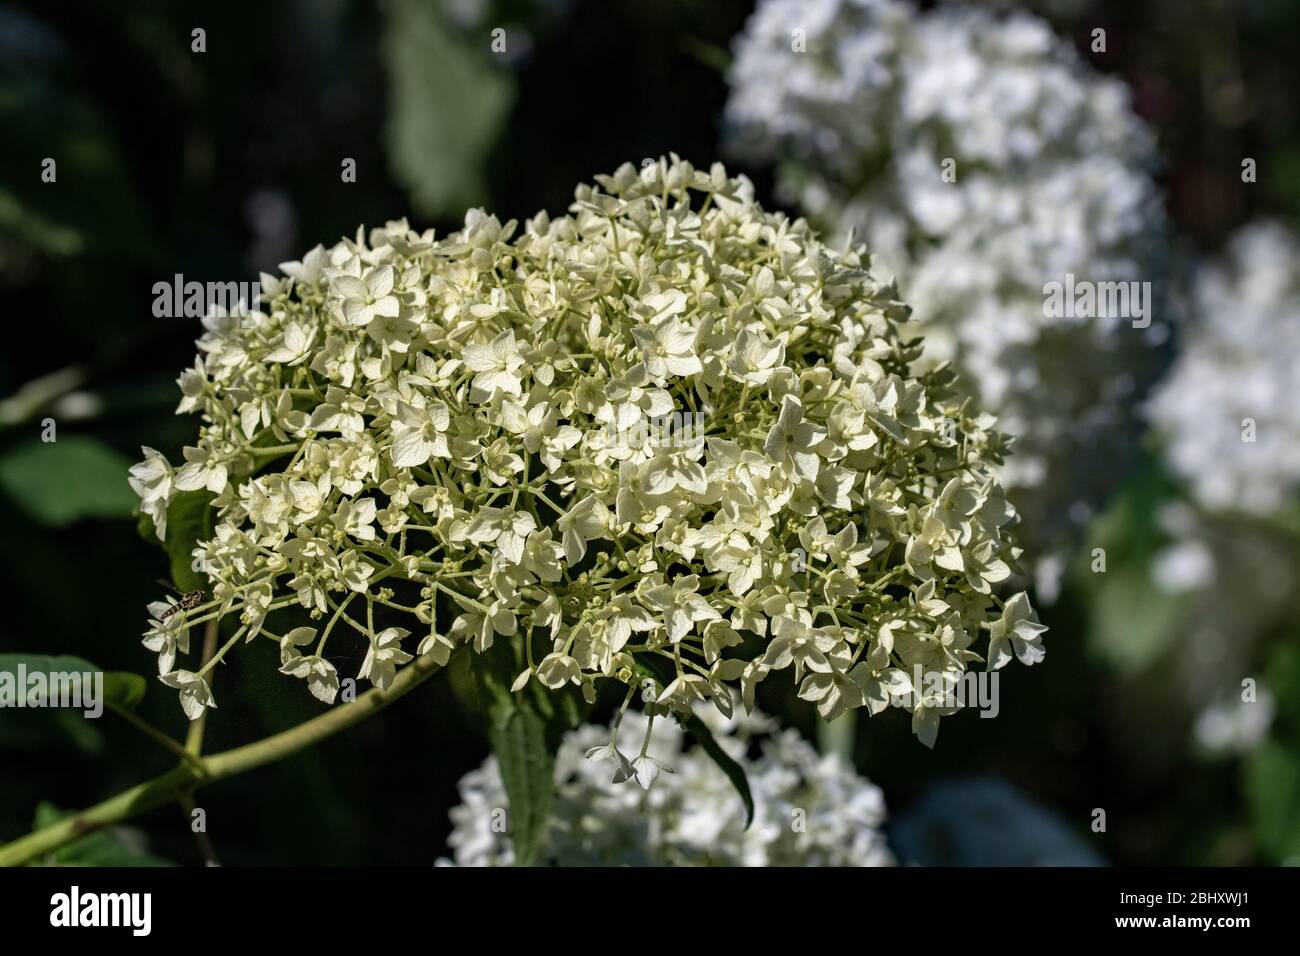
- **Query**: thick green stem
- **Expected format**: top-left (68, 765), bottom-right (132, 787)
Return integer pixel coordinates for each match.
top-left (0, 649), bottom-right (447, 867)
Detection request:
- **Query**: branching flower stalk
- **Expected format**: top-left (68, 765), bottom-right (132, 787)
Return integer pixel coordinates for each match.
top-left (0, 648), bottom-right (447, 867)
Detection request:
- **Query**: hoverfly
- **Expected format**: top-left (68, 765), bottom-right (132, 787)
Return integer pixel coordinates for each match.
top-left (157, 580), bottom-right (206, 622)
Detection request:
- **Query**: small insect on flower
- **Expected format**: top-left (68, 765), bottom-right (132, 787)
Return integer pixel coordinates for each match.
top-left (157, 579), bottom-right (206, 622)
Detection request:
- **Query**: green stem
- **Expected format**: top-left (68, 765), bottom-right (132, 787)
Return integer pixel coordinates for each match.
top-left (177, 792), bottom-right (220, 867)
top-left (818, 712), bottom-right (857, 764)
top-left (0, 648), bottom-right (448, 867)
top-left (106, 704), bottom-right (204, 773)
top-left (186, 618), bottom-right (221, 755)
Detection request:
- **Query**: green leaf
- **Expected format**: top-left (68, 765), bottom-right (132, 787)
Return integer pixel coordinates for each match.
top-left (462, 635), bottom-right (589, 865)
top-left (683, 710), bottom-right (755, 828)
top-left (382, 0), bottom-right (515, 217)
top-left (1086, 565), bottom-right (1186, 674)
top-left (0, 436), bottom-right (137, 526)
top-left (633, 652), bottom-right (755, 828)
top-left (1243, 738), bottom-right (1300, 863)
top-left (677, 35), bottom-right (732, 73)
top-left (163, 489), bottom-right (215, 593)
top-left (103, 671), bottom-right (148, 712)
top-left (0, 654), bottom-right (147, 712)
top-left (51, 708), bottom-right (107, 755)
top-left (0, 185), bottom-right (83, 256)
top-left (1071, 454), bottom-right (1188, 673)
top-left (33, 803), bottom-right (174, 867)
top-left (137, 506), bottom-right (158, 543)
top-left (488, 702), bottom-right (555, 867)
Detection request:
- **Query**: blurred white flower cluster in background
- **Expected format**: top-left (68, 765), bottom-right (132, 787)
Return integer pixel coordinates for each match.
top-left (1145, 222), bottom-right (1300, 755)
top-left (726, 0), bottom-right (1171, 594)
top-left (1149, 222), bottom-right (1300, 517)
top-left (442, 706), bottom-right (894, 866)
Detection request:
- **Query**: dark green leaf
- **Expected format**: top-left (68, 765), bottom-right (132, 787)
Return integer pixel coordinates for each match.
top-left (1243, 739), bottom-right (1300, 863)
top-left (677, 35), bottom-right (732, 73)
top-left (51, 708), bottom-right (107, 755)
top-left (462, 636), bottom-right (588, 865)
top-left (137, 507), bottom-right (157, 543)
top-left (103, 672), bottom-right (148, 712)
top-left (0, 654), bottom-right (147, 713)
top-left (0, 185), bottom-right (82, 255)
top-left (382, 0), bottom-right (515, 217)
top-left (34, 803), bottom-right (174, 867)
top-left (1070, 454), bottom-right (1188, 673)
top-left (0, 436), bottom-right (136, 526)
top-left (488, 702), bottom-right (554, 867)
top-left (680, 711), bottom-right (755, 828)
top-left (163, 489), bottom-right (214, 593)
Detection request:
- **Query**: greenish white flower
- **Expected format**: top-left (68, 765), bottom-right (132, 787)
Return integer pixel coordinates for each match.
top-left (359, 627), bottom-right (414, 691)
top-left (141, 601), bottom-right (190, 675)
top-left (127, 447), bottom-right (174, 540)
top-left (987, 592), bottom-right (1047, 670)
top-left (158, 669), bottom-right (215, 720)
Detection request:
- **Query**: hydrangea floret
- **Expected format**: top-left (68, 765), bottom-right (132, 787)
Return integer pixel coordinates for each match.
top-left (130, 155), bottom-right (1044, 749)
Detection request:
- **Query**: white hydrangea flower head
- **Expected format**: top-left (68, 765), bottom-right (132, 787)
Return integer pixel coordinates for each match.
top-left (442, 706), bottom-right (894, 866)
top-left (1148, 222), bottom-right (1300, 516)
top-left (133, 155), bottom-right (1041, 746)
top-left (726, 0), bottom-right (1169, 573)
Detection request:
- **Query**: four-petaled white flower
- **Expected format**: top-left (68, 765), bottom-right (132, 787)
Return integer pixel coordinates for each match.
top-left (280, 654), bottom-right (340, 704)
top-left (987, 592), bottom-right (1047, 670)
top-left (557, 494), bottom-right (610, 564)
top-left (141, 600), bottom-right (191, 674)
top-left (729, 327), bottom-right (785, 386)
top-left (390, 400), bottom-right (452, 467)
top-left (334, 264), bottom-right (400, 328)
top-left (159, 669), bottom-right (215, 721)
top-left (764, 395), bottom-right (825, 482)
top-left (631, 313), bottom-right (702, 382)
top-left (360, 627), bottom-right (414, 690)
top-left (464, 330), bottom-right (525, 400)
top-left (129, 447), bottom-right (174, 539)
top-left (173, 444), bottom-right (228, 494)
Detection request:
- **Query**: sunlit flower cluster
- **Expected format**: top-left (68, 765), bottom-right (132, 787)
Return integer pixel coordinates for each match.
top-left (130, 155), bottom-right (1041, 744)
top-left (725, 0), bottom-right (1168, 580)
top-left (443, 705), bottom-right (893, 866)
